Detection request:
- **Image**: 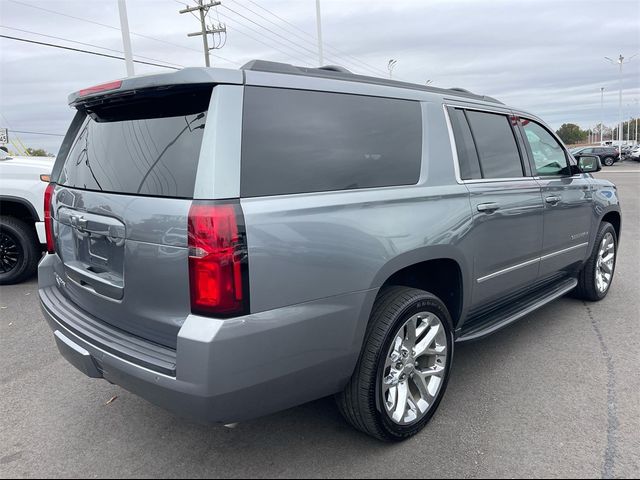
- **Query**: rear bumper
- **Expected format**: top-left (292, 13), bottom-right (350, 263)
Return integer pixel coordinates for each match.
top-left (38, 254), bottom-right (374, 424)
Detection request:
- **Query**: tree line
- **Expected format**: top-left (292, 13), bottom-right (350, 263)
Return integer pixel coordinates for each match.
top-left (556, 118), bottom-right (639, 145)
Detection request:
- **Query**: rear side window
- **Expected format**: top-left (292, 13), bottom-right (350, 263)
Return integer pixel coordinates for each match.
top-left (465, 110), bottom-right (524, 179)
top-left (241, 87), bottom-right (422, 197)
top-left (58, 87), bottom-right (210, 198)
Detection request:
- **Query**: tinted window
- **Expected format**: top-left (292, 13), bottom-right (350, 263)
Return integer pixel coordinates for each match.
top-left (522, 119), bottom-right (568, 176)
top-left (241, 87), bottom-right (422, 197)
top-left (448, 108), bottom-right (481, 180)
top-left (465, 111), bottom-right (523, 178)
top-left (58, 90), bottom-right (209, 198)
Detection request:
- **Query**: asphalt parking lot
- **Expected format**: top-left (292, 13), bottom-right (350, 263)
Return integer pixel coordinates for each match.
top-left (1, 162), bottom-right (639, 479)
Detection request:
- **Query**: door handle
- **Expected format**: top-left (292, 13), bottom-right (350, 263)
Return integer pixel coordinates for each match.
top-left (545, 195), bottom-right (562, 205)
top-left (477, 202), bottom-right (500, 213)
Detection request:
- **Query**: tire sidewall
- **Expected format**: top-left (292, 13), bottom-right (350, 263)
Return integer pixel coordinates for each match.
top-left (589, 223), bottom-right (618, 300)
top-left (603, 157), bottom-right (614, 166)
top-left (375, 294), bottom-right (454, 439)
top-left (0, 219), bottom-right (34, 284)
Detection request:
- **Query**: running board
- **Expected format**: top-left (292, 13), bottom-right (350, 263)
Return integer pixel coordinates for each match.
top-left (456, 277), bottom-right (578, 342)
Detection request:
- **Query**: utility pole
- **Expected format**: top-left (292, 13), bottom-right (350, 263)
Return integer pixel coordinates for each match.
top-left (117, 0), bottom-right (135, 76)
top-left (315, 0), bottom-right (324, 66)
top-left (600, 87), bottom-right (604, 144)
top-left (180, 1), bottom-right (226, 67)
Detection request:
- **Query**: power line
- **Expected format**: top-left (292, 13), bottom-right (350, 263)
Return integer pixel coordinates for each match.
top-left (7, 0), bottom-right (239, 65)
top-left (0, 25), bottom-right (185, 69)
top-left (220, 3), bottom-right (321, 60)
top-left (0, 34), bottom-right (181, 69)
top-left (174, 0), bottom-right (314, 65)
top-left (228, 0), bottom-right (385, 76)
top-left (8, 130), bottom-right (65, 137)
top-left (217, 11), bottom-right (314, 65)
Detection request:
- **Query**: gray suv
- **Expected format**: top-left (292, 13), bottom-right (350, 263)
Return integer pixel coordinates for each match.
top-left (39, 61), bottom-right (621, 441)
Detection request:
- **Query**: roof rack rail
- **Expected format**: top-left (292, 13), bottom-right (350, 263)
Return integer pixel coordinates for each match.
top-left (449, 87), bottom-right (473, 94)
top-left (241, 60), bottom-right (503, 105)
top-left (317, 65), bottom-right (352, 74)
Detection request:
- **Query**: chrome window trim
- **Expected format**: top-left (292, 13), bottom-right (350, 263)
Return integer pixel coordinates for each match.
top-left (476, 242), bottom-right (590, 283)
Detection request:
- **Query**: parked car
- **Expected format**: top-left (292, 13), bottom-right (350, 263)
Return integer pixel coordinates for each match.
top-left (0, 152), bottom-right (53, 284)
top-left (629, 145), bottom-right (640, 161)
top-left (570, 146), bottom-right (620, 166)
top-left (39, 61), bottom-right (621, 442)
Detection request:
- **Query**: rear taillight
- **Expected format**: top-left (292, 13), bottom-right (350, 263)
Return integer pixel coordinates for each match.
top-left (44, 183), bottom-right (55, 254)
top-left (188, 201), bottom-right (248, 317)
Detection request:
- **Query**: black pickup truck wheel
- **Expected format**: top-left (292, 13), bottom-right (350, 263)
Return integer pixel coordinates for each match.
top-left (0, 216), bottom-right (40, 285)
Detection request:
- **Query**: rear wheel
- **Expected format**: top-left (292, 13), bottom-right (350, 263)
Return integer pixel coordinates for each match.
top-left (574, 222), bottom-right (617, 301)
top-left (0, 216), bottom-right (40, 285)
top-left (336, 286), bottom-right (454, 441)
top-left (603, 157), bottom-right (615, 166)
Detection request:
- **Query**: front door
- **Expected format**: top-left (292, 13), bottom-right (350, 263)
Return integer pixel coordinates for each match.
top-left (518, 117), bottom-right (593, 278)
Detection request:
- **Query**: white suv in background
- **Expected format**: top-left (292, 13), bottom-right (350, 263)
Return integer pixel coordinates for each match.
top-left (0, 151), bottom-right (54, 284)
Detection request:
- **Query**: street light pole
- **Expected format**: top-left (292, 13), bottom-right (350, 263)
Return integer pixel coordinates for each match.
top-left (605, 53), bottom-right (638, 157)
top-left (315, 0), bottom-right (324, 66)
top-left (600, 87), bottom-right (604, 144)
top-left (117, 0), bottom-right (135, 76)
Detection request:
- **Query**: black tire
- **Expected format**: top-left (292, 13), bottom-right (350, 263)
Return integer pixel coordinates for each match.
top-left (0, 216), bottom-right (41, 285)
top-left (336, 286), bottom-right (454, 442)
top-left (603, 157), bottom-right (615, 166)
top-left (573, 222), bottom-right (617, 301)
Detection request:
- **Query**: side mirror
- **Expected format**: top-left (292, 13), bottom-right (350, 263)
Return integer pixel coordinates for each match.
top-left (576, 155), bottom-right (601, 173)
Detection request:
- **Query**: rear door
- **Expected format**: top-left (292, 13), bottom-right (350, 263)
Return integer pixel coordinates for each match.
top-left (50, 86), bottom-right (212, 348)
top-left (447, 107), bottom-right (544, 307)
top-left (518, 117), bottom-right (593, 278)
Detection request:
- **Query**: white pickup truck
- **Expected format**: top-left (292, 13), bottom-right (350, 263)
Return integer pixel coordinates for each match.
top-left (0, 151), bottom-right (54, 284)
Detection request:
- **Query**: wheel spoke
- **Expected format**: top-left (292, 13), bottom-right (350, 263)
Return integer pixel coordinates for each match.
top-left (414, 324), bottom-right (440, 357)
top-left (392, 381), bottom-right (409, 423)
top-left (405, 317), bottom-right (417, 346)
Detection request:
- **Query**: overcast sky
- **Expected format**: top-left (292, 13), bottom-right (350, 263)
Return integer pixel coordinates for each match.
top-left (1, 0), bottom-right (639, 154)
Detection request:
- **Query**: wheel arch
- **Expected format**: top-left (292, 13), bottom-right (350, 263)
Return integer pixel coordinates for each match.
top-left (601, 210), bottom-right (621, 241)
top-left (0, 196), bottom-right (40, 223)
top-left (367, 246), bottom-right (471, 331)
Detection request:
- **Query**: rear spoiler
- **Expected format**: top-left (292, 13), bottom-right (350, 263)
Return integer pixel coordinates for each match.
top-left (68, 67), bottom-right (243, 107)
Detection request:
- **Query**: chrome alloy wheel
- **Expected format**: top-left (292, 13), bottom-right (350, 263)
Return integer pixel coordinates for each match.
top-left (382, 312), bottom-right (448, 426)
top-left (595, 232), bottom-right (615, 293)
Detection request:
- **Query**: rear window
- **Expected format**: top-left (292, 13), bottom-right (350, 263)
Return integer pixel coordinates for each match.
top-left (241, 87), bottom-right (422, 197)
top-left (58, 87), bottom-right (210, 198)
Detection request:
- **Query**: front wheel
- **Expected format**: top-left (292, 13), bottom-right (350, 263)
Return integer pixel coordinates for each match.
top-left (574, 222), bottom-right (617, 301)
top-left (603, 157), bottom-right (615, 166)
top-left (336, 286), bottom-right (454, 441)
